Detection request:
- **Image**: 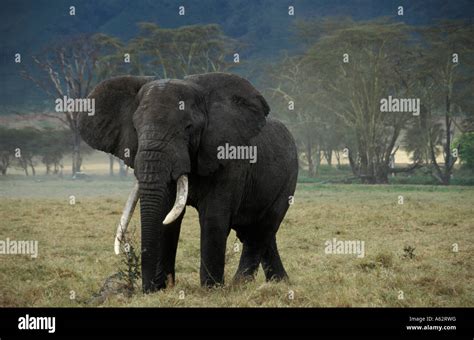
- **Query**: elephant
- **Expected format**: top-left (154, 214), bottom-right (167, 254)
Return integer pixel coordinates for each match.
top-left (78, 72), bottom-right (298, 293)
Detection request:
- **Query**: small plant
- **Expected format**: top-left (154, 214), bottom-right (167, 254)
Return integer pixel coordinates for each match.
top-left (116, 226), bottom-right (141, 292)
top-left (375, 252), bottom-right (393, 268)
top-left (89, 227), bottom-right (141, 305)
top-left (402, 245), bottom-right (416, 259)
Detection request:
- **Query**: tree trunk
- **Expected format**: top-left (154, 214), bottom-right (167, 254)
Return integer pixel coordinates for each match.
top-left (334, 150), bottom-right (341, 168)
top-left (29, 160), bottom-right (36, 176)
top-left (375, 162), bottom-right (389, 184)
top-left (119, 159), bottom-right (127, 177)
top-left (306, 142), bottom-right (315, 177)
top-left (72, 126), bottom-right (82, 176)
top-left (347, 148), bottom-right (359, 176)
top-left (0, 155), bottom-right (8, 175)
top-left (22, 160), bottom-right (29, 176)
top-left (443, 95), bottom-right (452, 185)
top-left (109, 155), bottom-right (115, 176)
top-left (315, 146), bottom-right (322, 176)
top-left (324, 149), bottom-right (332, 166)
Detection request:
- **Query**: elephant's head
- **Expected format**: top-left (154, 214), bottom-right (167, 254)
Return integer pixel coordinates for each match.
top-left (78, 72), bottom-right (269, 291)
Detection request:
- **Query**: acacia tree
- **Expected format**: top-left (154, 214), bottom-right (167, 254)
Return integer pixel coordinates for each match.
top-left (264, 54), bottom-right (344, 177)
top-left (128, 23), bottom-right (239, 78)
top-left (411, 20), bottom-right (474, 184)
top-left (0, 127), bottom-right (71, 176)
top-left (21, 34), bottom-right (99, 176)
top-left (9, 128), bottom-right (42, 176)
top-left (0, 127), bottom-right (16, 175)
top-left (37, 129), bottom-right (70, 175)
top-left (298, 18), bottom-right (421, 183)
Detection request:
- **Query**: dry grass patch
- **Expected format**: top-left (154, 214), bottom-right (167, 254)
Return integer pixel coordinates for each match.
top-left (0, 181), bottom-right (473, 307)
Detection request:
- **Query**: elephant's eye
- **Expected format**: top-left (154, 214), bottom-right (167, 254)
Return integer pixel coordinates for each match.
top-left (232, 95), bottom-right (246, 106)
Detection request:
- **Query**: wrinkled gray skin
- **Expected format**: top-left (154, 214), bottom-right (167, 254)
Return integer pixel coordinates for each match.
top-left (78, 73), bottom-right (298, 293)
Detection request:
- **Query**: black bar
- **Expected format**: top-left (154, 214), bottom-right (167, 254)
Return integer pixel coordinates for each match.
top-left (0, 308), bottom-right (472, 339)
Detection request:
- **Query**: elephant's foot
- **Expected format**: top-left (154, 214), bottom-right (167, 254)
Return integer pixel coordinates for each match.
top-left (200, 274), bottom-right (224, 289)
top-left (261, 236), bottom-right (289, 283)
top-left (232, 272), bottom-right (256, 285)
top-left (264, 272), bottom-right (289, 283)
top-left (142, 272), bottom-right (175, 293)
top-left (199, 251), bottom-right (226, 288)
top-left (142, 280), bottom-right (165, 293)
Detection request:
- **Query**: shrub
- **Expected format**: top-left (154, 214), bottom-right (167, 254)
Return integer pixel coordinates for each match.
top-left (455, 132), bottom-right (474, 172)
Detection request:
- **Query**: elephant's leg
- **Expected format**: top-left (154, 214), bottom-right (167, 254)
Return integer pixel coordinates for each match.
top-left (233, 241), bottom-right (262, 283)
top-left (261, 235), bottom-right (288, 282)
top-left (199, 215), bottom-right (230, 287)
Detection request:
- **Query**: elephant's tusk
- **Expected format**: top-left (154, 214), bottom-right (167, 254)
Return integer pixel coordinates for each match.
top-left (114, 182), bottom-right (139, 255)
top-left (163, 175), bottom-right (188, 225)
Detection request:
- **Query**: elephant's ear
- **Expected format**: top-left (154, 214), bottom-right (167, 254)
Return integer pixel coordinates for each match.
top-left (185, 73), bottom-right (269, 176)
top-left (78, 76), bottom-right (154, 168)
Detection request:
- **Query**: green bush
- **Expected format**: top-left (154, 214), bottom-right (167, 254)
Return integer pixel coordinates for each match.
top-left (455, 132), bottom-right (474, 172)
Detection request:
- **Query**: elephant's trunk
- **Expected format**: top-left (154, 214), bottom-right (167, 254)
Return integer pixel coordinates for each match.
top-left (134, 144), bottom-right (182, 292)
top-left (139, 186), bottom-right (171, 292)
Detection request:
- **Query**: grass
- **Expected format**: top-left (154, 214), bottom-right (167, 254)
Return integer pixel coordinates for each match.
top-left (0, 177), bottom-right (473, 307)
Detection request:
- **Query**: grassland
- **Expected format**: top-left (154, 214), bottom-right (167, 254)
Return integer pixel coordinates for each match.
top-left (0, 176), bottom-right (473, 307)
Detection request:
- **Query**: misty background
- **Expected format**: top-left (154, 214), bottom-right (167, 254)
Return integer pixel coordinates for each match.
top-left (0, 0), bottom-right (473, 185)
